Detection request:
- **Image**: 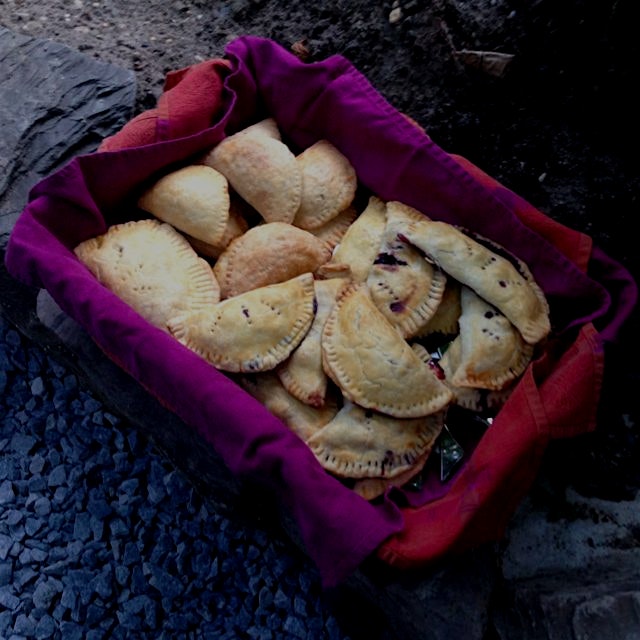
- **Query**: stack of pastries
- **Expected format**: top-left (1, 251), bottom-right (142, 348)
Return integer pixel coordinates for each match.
top-left (75, 118), bottom-right (551, 500)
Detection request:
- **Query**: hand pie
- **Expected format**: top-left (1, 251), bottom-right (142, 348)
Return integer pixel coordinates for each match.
top-left (293, 140), bottom-right (358, 230)
top-left (203, 121), bottom-right (302, 224)
top-left (411, 343), bottom-right (512, 412)
top-left (235, 117), bottom-right (282, 141)
top-left (182, 203), bottom-right (249, 260)
top-left (322, 283), bottom-right (453, 418)
top-left (352, 448), bottom-right (432, 501)
top-left (416, 279), bottom-right (462, 337)
top-left (168, 273), bottom-right (315, 373)
top-left (308, 205), bottom-right (358, 251)
top-left (306, 400), bottom-right (444, 479)
top-left (394, 202), bottom-right (551, 344)
top-left (366, 201), bottom-right (446, 338)
top-left (213, 222), bottom-right (332, 298)
top-left (137, 165), bottom-right (230, 246)
top-left (74, 219), bottom-right (220, 331)
top-left (439, 286), bottom-right (534, 390)
top-left (277, 277), bottom-right (346, 407)
top-left (329, 195), bottom-right (387, 282)
top-left (239, 372), bottom-right (339, 442)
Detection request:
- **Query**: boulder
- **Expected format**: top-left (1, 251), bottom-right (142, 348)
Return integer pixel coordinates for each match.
top-left (0, 27), bottom-right (135, 244)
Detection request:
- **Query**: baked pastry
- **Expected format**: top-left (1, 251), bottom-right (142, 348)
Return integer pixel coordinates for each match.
top-left (168, 273), bottom-right (315, 373)
top-left (351, 448), bottom-right (433, 500)
top-left (213, 222), bottom-right (332, 298)
top-left (416, 279), bottom-right (462, 337)
top-left (235, 117), bottom-right (282, 141)
top-left (308, 205), bottom-right (358, 251)
top-left (239, 372), bottom-right (339, 442)
top-left (306, 400), bottom-right (444, 479)
top-left (137, 165), bottom-right (230, 246)
top-left (182, 203), bottom-right (249, 260)
top-left (438, 286), bottom-right (534, 390)
top-left (74, 219), bottom-right (220, 331)
top-left (395, 203), bottom-right (551, 345)
top-left (366, 201), bottom-right (446, 338)
top-left (277, 277), bottom-right (346, 407)
top-left (293, 140), bottom-right (357, 230)
top-left (329, 195), bottom-right (387, 282)
top-left (321, 283), bottom-right (453, 418)
top-left (203, 120), bottom-right (302, 224)
top-left (411, 343), bottom-right (512, 412)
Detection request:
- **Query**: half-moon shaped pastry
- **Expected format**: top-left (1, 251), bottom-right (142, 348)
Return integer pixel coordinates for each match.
top-left (392, 202), bottom-right (551, 344)
top-left (308, 205), bottom-right (358, 251)
top-left (213, 222), bottom-right (332, 299)
top-left (306, 400), bottom-right (444, 479)
top-left (329, 195), bottom-right (387, 282)
top-left (366, 202), bottom-right (446, 338)
top-left (351, 448), bottom-right (433, 501)
top-left (322, 284), bottom-right (453, 418)
top-left (277, 277), bottom-right (346, 407)
top-left (415, 279), bottom-right (462, 337)
top-left (74, 220), bottom-right (221, 331)
top-left (438, 286), bottom-right (534, 390)
top-left (239, 372), bottom-right (339, 442)
top-left (293, 140), bottom-right (358, 230)
top-left (182, 203), bottom-right (249, 260)
top-left (137, 165), bottom-right (230, 246)
top-left (168, 273), bottom-right (315, 373)
top-left (411, 343), bottom-right (512, 412)
top-left (203, 122), bottom-right (302, 224)
top-left (235, 117), bottom-right (282, 141)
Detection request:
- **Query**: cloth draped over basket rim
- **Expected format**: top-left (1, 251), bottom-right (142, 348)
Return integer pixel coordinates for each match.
top-left (4, 36), bottom-right (637, 587)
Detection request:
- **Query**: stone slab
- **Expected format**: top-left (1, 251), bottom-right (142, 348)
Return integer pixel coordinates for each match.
top-left (0, 26), bottom-right (136, 243)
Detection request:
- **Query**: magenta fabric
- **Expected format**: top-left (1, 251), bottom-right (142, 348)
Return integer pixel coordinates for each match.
top-left (4, 36), bottom-right (637, 585)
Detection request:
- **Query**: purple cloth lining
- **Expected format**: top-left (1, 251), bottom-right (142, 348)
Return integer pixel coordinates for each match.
top-left (4, 36), bottom-right (636, 586)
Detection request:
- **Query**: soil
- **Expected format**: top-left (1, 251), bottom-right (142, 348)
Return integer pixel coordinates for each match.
top-left (2, 0), bottom-right (639, 505)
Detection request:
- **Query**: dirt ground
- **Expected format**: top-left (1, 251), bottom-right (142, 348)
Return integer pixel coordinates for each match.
top-left (2, 0), bottom-right (639, 513)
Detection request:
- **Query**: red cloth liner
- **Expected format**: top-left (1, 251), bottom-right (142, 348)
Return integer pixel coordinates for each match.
top-left (99, 59), bottom-right (231, 150)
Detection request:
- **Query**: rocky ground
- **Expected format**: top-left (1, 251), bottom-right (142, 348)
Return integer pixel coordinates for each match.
top-left (1, 0), bottom-right (639, 638)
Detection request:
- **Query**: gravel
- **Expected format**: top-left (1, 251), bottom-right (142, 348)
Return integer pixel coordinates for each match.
top-left (0, 313), bottom-right (353, 639)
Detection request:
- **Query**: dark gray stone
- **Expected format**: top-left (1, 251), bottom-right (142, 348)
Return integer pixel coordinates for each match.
top-left (492, 559), bottom-right (640, 640)
top-left (10, 433), bottom-right (37, 455)
top-left (0, 585), bottom-right (21, 610)
top-left (32, 579), bottom-right (60, 610)
top-left (0, 479), bottom-right (15, 505)
top-left (0, 27), bottom-right (135, 244)
top-left (72, 513), bottom-right (91, 542)
top-left (34, 614), bottom-right (56, 640)
top-left (0, 560), bottom-right (13, 587)
top-left (13, 614), bottom-right (36, 637)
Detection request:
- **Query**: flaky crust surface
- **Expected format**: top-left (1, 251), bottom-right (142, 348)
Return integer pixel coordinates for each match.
top-left (307, 401), bottom-right (444, 479)
top-left (329, 195), bottom-right (387, 282)
top-left (168, 273), bottom-right (315, 373)
top-left (398, 207), bottom-right (551, 344)
top-left (213, 222), bottom-right (332, 298)
top-left (321, 284), bottom-right (453, 418)
top-left (137, 165), bottom-right (230, 246)
top-left (204, 128), bottom-right (301, 224)
top-left (293, 140), bottom-right (357, 230)
top-left (74, 219), bottom-right (220, 331)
